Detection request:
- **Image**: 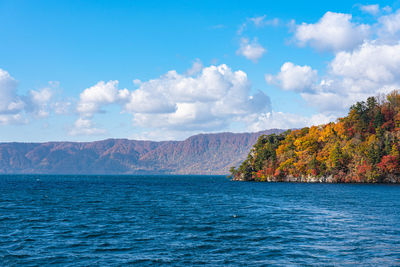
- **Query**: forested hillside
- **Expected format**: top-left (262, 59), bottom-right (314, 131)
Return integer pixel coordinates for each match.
top-left (231, 91), bottom-right (400, 183)
top-left (0, 129), bottom-right (283, 174)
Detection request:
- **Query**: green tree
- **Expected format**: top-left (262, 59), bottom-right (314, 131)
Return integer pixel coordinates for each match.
top-left (329, 142), bottom-right (343, 171)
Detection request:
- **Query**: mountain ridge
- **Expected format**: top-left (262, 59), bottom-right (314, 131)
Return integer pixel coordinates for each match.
top-left (0, 129), bottom-right (284, 175)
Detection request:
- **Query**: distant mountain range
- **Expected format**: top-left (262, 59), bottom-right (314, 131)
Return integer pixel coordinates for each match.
top-left (0, 129), bottom-right (284, 175)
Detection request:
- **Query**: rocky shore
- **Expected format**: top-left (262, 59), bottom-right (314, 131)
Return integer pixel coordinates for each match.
top-left (232, 174), bottom-right (400, 183)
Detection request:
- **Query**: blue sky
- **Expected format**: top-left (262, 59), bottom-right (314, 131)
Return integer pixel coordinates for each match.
top-left (1, 0), bottom-right (400, 141)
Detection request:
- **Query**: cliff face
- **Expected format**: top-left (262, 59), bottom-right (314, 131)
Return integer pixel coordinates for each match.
top-left (0, 129), bottom-right (283, 175)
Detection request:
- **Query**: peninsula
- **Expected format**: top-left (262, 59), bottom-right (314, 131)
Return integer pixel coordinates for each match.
top-left (230, 91), bottom-right (400, 183)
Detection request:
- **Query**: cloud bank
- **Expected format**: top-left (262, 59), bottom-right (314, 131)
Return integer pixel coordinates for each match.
top-left (267, 8), bottom-right (400, 117)
top-left (71, 64), bottom-right (272, 137)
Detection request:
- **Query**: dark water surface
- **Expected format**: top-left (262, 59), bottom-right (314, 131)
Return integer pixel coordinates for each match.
top-left (0, 175), bottom-right (399, 266)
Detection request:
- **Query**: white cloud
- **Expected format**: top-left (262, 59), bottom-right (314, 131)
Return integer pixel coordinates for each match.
top-left (126, 64), bottom-right (271, 132)
top-left (124, 79), bottom-right (177, 114)
top-left (329, 42), bottom-right (400, 92)
top-left (69, 118), bottom-right (107, 136)
top-left (300, 90), bottom-right (350, 114)
top-left (236, 38), bottom-right (266, 62)
top-left (246, 111), bottom-right (335, 131)
top-left (263, 33), bottom-right (400, 116)
top-left (278, 8), bottom-right (400, 116)
top-left (359, 4), bottom-right (380, 16)
top-left (0, 69), bottom-right (24, 116)
top-left (77, 80), bottom-right (129, 117)
top-left (72, 80), bottom-right (130, 135)
top-left (186, 59), bottom-right (203, 76)
top-left (279, 41), bottom-right (400, 115)
top-left (0, 69), bottom-right (66, 125)
top-left (237, 15), bottom-right (280, 35)
top-left (295, 11), bottom-right (370, 52)
top-left (265, 62), bottom-right (318, 92)
top-left (377, 9), bottom-right (400, 42)
top-left (0, 69), bottom-right (58, 124)
top-left (28, 87), bottom-right (53, 117)
top-left (71, 64), bottom-right (272, 136)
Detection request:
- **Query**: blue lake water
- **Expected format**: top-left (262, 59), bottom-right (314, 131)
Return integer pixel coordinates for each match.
top-left (0, 175), bottom-right (399, 266)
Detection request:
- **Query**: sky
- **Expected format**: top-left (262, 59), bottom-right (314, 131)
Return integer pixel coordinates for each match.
top-left (1, 0), bottom-right (400, 142)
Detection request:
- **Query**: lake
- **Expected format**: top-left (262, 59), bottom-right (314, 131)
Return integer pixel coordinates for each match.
top-left (0, 175), bottom-right (399, 266)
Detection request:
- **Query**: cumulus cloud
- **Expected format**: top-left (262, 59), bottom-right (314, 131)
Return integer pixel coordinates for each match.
top-left (236, 38), bottom-right (266, 62)
top-left (329, 42), bottom-right (400, 86)
top-left (0, 68), bottom-right (58, 124)
top-left (270, 42), bottom-right (400, 115)
top-left (359, 4), bottom-right (380, 16)
top-left (265, 62), bottom-right (318, 92)
top-left (305, 41), bottom-right (400, 113)
top-left (266, 8), bottom-right (400, 116)
top-left (295, 11), bottom-right (370, 52)
top-left (77, 80), bottom-right (129, 117)
top-left (126, 64), bottom-right (271, 131)
top-left (71, 64), bottom-right (272, 136)
top-left (71, 80), bottom-right (129, 135)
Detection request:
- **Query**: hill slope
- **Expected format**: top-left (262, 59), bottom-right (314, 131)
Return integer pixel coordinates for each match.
top-left (231, 91), bottom-right (400, 183)
top-left (0, 129), bottom-right (283, 174)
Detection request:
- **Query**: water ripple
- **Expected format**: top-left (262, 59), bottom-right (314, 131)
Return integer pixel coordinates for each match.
top-left (0, 175), bottom-right (399, 266)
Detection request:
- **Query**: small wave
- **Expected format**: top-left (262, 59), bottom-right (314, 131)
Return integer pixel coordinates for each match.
top-left (94, 247), bottom-right (133, 253)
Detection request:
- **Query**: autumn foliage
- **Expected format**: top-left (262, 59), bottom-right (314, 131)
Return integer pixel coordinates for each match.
top-left (230, 91), bottom-right (400, 183)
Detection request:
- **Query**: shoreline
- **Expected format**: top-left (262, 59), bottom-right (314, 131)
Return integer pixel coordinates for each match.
top-left (232, 175), bottom-right (400, 184)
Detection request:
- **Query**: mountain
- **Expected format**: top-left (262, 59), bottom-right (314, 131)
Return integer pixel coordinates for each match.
top-left (0, 129), bottom-right (283, 175)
